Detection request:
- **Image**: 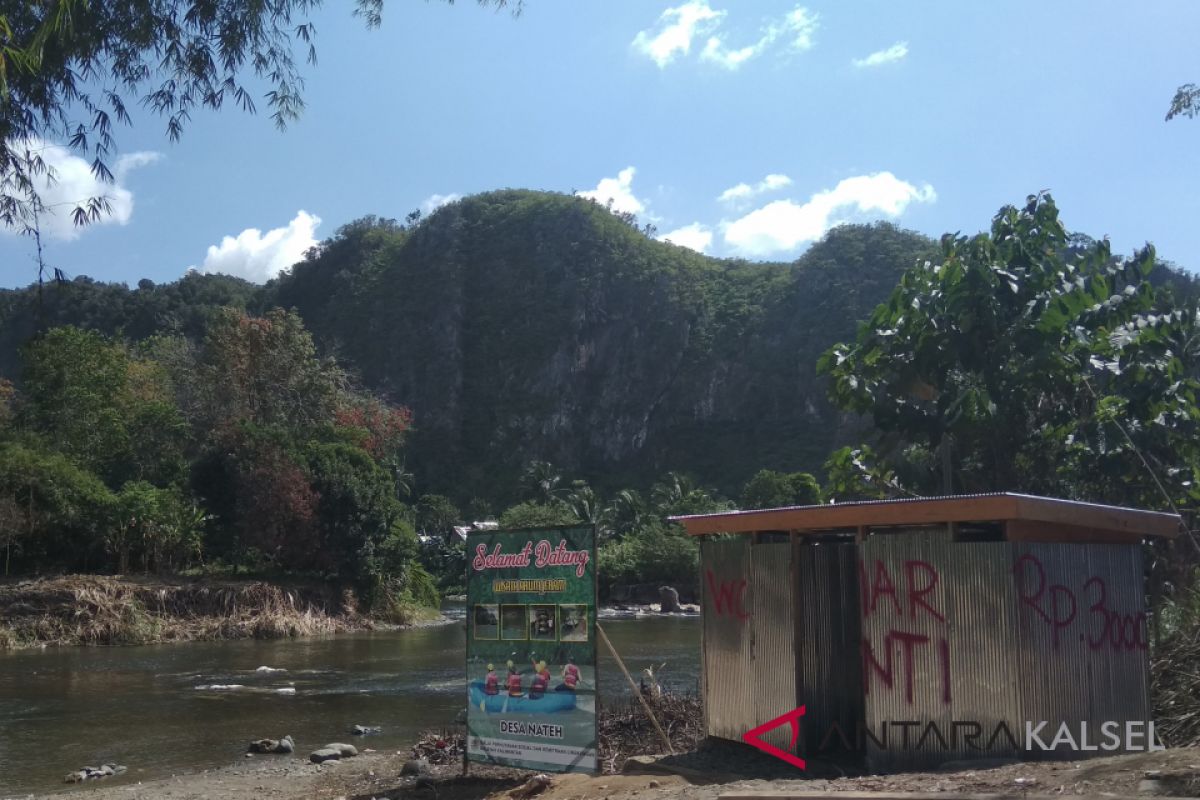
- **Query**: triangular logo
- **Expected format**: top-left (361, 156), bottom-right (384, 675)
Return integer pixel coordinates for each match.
top-left (742, 705), bottom-right (807, 770)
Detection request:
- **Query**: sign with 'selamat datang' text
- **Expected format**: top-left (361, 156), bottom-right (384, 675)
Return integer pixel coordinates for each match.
top-left (465, 526), bottom-right (597, 773)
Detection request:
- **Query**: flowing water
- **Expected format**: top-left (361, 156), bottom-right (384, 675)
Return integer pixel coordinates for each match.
top-left (0, 606), bottom-right (699, 796)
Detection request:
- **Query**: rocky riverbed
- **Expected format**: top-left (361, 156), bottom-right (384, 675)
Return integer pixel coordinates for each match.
top-left (26, 741), bottom-right (1200, 800)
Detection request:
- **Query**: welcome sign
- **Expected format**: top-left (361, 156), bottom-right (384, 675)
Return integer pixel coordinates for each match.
top-left (465, 525), bottom-right (598, 773)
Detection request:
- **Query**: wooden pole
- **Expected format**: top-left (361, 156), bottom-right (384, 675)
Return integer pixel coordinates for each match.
top-left (596, 622), bottom-right (675, 755)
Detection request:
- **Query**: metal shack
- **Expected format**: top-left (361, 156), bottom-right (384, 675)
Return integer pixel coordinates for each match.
top-left (672, 493), bottom-right (1182, 771)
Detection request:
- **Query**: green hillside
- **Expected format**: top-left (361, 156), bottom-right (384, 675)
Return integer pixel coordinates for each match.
top-left (1, 190), bottom-right (941, 504)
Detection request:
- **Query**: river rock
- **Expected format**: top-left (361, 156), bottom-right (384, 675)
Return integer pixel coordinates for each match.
top-left (453, 708), bottom-right (468, 724)
top-left (401, 757), bottom-right (430, 776)
top-left (249, 735), bottom-right (295, 754)
top-left (325, 742), bottom-right (359, 758)
top-left (352, 724), bottom-right (382, 736)
top-left (310, 748), bottom-right (342, 763)
top-left (64, 764), bottom-right (126, 783)
top-left (255, 665), bottom-right (286, 673)
top-left (658, 586), bottom-right (681, 613)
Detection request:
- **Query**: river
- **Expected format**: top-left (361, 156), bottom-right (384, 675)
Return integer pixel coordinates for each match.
top-left (0, 608), bottom-right (699, 797)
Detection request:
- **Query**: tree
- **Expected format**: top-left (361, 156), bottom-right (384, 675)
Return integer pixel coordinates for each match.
top-left (649, 472), bottom-right (728, 517)
top-left (603, 489), bottom-right (647, 540)
top-left (0, 495), bottom-right (24, 576)
top-left (818, 193), bottom-right (1200, 510)
top-left (415, 494), bottom-right (461, 537)
top-left (20, 326), bottom-right (132, 478)
top-left (520, 460), bottom-right (563, 504)
top-left (195, 308), bottom-right (344, 434)
top-left (0, 441), bottom-right (114, 572)
top-left (334, 393), bottom-right (412, 461)
top-left (20, 326), bottom-right (188, 487)
top-left (108, 480), bottom-right (170, 574)
top-left (305, 440), bottom-right (402, 594)
top-left (1167, 84), bottom-right (1200, 121)
top-left (740, 469), bottom-right (822, 510)
top-left (598, 520), bottom-right (698, 597)
top-left (0, 1), bottom-right (518, 244)
top-left (565, 482), bottom-right (603, 526)
top-left (498, 500), bottom-right (577, 530)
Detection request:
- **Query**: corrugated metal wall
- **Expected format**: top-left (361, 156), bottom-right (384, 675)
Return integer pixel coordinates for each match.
top-left (701, 538), bottom-right (860, 753)
top-left (795, 541), bottom-right (862, 755)
top-left (752, 543), bottom-right (798, 750)
top-left (701, 533), bottom-right (1150, 772)
top-left (1012, 542), bottom-right (1150, 760)
top-left (700, 538), bottom-right (755, 740)
top-left (860, 529), bottom-right (1024, 770)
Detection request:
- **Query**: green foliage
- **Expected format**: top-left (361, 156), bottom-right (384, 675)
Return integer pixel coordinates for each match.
top-left (821, 445), bottom-right (908, 502)
top-left (649, 472), bottom-right (730, 517)
top-left (1167, 83), bottom-right (1200, 121)
top-left (739, 469), bottom-right (822, 509)
top-left (498, 500), bottom-right (579, 530)
top-left (819, 193), bottom-right (1200, 510)
top-left (19, 326), bottom-right (187, 487)
top-left (0, 308), bottom-right (420, 610)
top-left (364, 519), bottom-right (441, 611)
top-left (415, 494), bottom-right (462, 535)
top-left (520, 460), bottom-right (564, 504)
top-left (195, 308), bottom-right (345, 434)
top-left (0, 441), bottom-right (114, 571)
top-left (598, 521), bottom-right (699, 597)
top-left (259, 195), bottom-right (942, 501)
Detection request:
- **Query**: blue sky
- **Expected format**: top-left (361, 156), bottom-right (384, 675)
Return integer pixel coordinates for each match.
top-left (2, 0), bottom-right (1199, 288)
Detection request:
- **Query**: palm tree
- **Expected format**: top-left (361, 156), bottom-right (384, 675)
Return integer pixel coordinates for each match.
top-left (566, 483), bottom-right (603, 527)
top-left (650, 472), bottom-right (727, 517)
top-left (603, 488), bottom-right (646, 539)
top-left (650, 472), bottom-right (695, 514)
top-left (520, 460), bottom-right (563, 504)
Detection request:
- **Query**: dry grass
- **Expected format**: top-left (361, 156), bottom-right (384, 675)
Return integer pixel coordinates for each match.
top-left (1153, 624), bottom-right (1200, 747)
top-left (0, 575), bottom-right (369, 648)
top-left (597, 691), bottom-right (704, 773)
top-left (408, 691), bottom-right (704, 776)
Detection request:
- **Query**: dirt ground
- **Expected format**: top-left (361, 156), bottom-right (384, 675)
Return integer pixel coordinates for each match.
top-left (39, 744), bottom-right (1200, 800)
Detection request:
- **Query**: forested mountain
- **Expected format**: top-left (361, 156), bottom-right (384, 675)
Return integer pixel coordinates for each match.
top-left (0, 191), bottom-right (936, 503)
top-left (4, 190), bottom-right (1195, 506)
top-left (262, 191), bottom-right (939, 499)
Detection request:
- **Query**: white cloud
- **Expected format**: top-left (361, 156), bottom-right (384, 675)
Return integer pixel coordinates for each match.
top-left (659, 222), bottom-right (713, 253)
top-left (192, 210), bottom-right (322, 283)
top-left (717, 173), bottom-right (793, 205)
top-left (722, 172), bottom-right (936, 256)
top-left (422, 193), bottom-right (462, 214)
top-left (579, 167), bottom-right (646, 216)
top-left (700, 36), bottom-right (769, 70)
top-left (632, 0), bottom-right (724, 68)
top-left (635, 3), bottom-right (817, 70)
top-left (0, 139), bottom-right (161, 240)
top-left (782, 7), bottom-right (819, 51)
top-left (853, 41), bottom-right (909, 68)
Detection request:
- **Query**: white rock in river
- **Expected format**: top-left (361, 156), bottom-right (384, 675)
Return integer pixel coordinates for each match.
top-left (274, 686), bottom-right (296, 695)
top-left (256, 666), bottom-right (286, 673)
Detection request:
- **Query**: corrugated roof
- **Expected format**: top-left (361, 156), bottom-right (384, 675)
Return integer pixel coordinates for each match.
top-left (670, 492), bottom-right (1182, 541)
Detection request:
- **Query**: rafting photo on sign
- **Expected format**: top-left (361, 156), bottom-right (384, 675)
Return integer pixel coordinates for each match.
top-left (465, 525), bottom-right (598, 774)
